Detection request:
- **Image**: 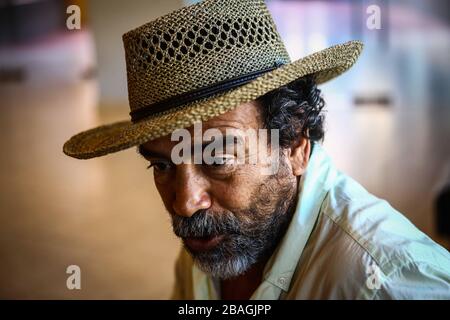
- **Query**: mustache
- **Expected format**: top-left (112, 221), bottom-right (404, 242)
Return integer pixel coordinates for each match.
top-left (171, 209), bottom-right (241, 238)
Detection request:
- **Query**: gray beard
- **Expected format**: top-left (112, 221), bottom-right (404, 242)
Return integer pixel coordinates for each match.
top-left (171, 177), bottom-right (297, 279)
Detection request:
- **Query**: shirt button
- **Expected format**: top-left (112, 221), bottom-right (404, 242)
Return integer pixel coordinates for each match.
top-left (278, 277), bottom-right (287, 285)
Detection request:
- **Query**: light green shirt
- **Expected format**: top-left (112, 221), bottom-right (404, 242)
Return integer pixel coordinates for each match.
top-left (171, 144), bottom-right (450, 299)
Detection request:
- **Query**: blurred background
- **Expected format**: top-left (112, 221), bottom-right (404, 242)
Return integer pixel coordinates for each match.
top-left (0, 0), bottom-right (449, 299)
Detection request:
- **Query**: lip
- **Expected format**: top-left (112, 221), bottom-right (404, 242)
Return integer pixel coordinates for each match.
top-left (183, 234), bottom-right (225, 252)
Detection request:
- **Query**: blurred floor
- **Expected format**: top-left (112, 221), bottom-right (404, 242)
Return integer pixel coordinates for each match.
top-left (0, 81), bottom-right (179, 299)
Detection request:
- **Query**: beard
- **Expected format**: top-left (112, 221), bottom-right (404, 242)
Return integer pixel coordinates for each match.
top-left (170, 159), bottom-right (298, 279)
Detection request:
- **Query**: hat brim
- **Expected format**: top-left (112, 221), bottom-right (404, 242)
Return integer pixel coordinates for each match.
top-left (63, 40), bottom-right (363, 159)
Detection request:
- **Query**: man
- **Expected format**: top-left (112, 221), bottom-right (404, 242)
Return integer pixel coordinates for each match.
top-left (63, 0), bottom-right (450, 299)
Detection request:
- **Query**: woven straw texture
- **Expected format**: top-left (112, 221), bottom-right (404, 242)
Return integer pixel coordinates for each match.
top-left (124, 0), bottom-right (291, 112)
top-left (63, 0), bottom-right (363, 159)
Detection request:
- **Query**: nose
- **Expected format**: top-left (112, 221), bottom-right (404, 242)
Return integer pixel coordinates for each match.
top-left (172, 164), bottom-right (211, 217)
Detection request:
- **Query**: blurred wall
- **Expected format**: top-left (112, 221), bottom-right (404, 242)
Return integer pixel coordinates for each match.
top-left (87, 0), bottom-right (184, 105)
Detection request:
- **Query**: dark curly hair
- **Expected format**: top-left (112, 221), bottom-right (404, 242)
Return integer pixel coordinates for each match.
top-left (256, 75), bottom-right (326, 148)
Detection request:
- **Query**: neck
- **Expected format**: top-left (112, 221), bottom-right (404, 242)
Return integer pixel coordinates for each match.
top-left (220, 258), bottom-right (268, 300)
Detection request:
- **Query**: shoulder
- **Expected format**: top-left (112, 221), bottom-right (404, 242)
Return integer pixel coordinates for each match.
top-left (324, 172), bottom-right (450, 272)
top-left (288, 172), bottom-right (450, 299)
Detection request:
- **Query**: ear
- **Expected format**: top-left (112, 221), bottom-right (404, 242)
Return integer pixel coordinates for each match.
top-left (288, 137), bottom-right (311, 176)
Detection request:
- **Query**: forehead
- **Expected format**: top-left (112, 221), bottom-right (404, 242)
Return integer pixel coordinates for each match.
top-left (141, 100), bottom-right (262, 152)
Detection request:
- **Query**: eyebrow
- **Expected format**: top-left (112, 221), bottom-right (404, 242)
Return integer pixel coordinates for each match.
top-left (137, 134), bottom-right (246, 160)
top-left (137, 145), bottom-right (169, 160)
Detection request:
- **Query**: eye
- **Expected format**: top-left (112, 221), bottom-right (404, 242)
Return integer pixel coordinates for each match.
top-left (147, 160), bottom-right (173, 172)
top-left (206, 155), bottom-right (237, 169)
top-left (212, 157), bottom-right (230, 165)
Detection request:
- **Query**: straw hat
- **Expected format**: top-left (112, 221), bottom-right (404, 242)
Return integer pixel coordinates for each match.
top-left (63, 0), bottom-right (363, 159)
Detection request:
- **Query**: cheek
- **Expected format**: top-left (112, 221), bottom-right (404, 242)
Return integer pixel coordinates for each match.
top-left (154, 182), bottom-right (175, 213)
top-left (210, 165), bottom-right (264, 211)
